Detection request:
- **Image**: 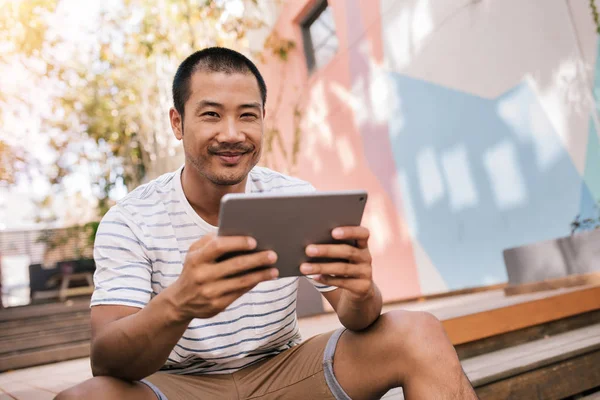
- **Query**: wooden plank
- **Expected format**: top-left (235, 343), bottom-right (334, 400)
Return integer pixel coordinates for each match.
top-left (456, 309), bottom-right (600, 359)
top-left (0, 327), bottom-right (91, 354)
top-left (0, 311), bottom-right (89, 331)
top-left (442, 285), bottom-right (600, 345)
top-left (505, 272), bottom-right (600, 296)
top-left (384, 283), bottom-right (508, 306)
top-left (463, 323), bottom-right (600, 387)
top-left (0, 341), bottom-right (90, 372)
top-left (0, 316), bottom-right (90, 338)
top-left (475, 349), bottom-right (600, 400)
top-left (0, 299), bottom-right (90, 322)
top-left (0, 321), bottom-right (90, 342)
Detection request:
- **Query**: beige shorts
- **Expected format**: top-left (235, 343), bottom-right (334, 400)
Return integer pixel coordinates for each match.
top-left (141, 329), bottom-right (351, 400)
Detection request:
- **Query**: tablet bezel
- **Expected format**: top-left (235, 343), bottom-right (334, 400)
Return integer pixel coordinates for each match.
top-left (216, 189), bottom-right (368, 278)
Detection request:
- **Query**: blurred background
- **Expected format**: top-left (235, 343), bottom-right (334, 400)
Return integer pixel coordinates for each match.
top-left (1, 0), bottom-right (600, 308)
top-left (2, 1), bottom-right (600, 398)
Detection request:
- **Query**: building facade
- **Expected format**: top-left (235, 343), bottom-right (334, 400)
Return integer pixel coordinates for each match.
top-left (254, 0), bottom-right (600, 304)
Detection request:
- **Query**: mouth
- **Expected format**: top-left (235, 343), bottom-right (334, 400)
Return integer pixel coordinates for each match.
top-left (214, 152), bottom-right (247, 165)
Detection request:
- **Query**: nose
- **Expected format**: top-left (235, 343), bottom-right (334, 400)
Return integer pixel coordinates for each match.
top-left (217, 116), bottom-right (245, 143)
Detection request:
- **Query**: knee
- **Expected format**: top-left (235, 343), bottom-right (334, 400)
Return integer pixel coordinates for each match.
top-left (376, 310), bottom-right (454, 359)
top-left (378, 310), bottom-right (444, 338)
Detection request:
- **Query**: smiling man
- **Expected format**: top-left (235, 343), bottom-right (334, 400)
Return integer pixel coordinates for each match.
top-left (56, 48), bottom-right (478, 400)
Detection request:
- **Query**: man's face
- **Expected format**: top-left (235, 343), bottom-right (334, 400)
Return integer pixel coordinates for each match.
top-left (172, 70), bottom-right (264, 186)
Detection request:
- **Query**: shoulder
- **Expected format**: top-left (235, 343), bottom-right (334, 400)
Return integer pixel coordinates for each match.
top-left (249, 166), bottom-right (315, 193)
top-left (101, 169), bottom-right (179, 227)
top-left (119, 170), bottom-right (178, 206)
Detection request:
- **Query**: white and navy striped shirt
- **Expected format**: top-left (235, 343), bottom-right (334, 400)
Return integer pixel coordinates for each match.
top-left (91, 165), bottom-right (336, 374)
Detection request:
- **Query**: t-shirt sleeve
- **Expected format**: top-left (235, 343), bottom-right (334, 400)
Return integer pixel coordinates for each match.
top-left (90, 206), bottom-right (152, 309)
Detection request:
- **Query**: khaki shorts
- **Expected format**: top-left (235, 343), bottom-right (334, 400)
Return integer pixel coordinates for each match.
top-left (141, 329), bottom-right (351, 400)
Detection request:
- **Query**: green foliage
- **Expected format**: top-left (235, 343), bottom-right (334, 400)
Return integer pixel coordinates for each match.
top-left (0, 0), bottom-right (57, 60)
top-left (0, 0), bottom-right (57, 185)
top-left (0, 140), bottom-right (27, 185)
top-left (571, 203), bottom-right (600, 235)
top-left (591, 0), bottom-right (600, 34)
top-left (1, 0), bottom-right (280, 221)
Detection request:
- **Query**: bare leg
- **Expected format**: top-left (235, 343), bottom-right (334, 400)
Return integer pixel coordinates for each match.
top-left (55, 376), bottom-right (158, 400)
top-left (332, 310), bottom-right (478, 400)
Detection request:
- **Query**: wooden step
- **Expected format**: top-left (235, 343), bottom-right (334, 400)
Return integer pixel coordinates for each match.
top-left (456, 308), bottom-right (600, 359)
top-left (465, 323), bottom-right (600, 399)
top-left (0, 326), bottom-right (91, 355)
top-left (0, 341), bottom-right (90, 372)
top-left (0, 298), bottom-right (90, 322)
top-left (380, 324), bottom-right (600, 400)
top-left (0, 311), bottom-right (89, 333)
top-left (440, 285), bottom-right (600, 345)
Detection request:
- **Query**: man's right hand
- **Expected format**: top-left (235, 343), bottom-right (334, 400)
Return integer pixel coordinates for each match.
top-left (166, 234), bottom-right (278, 322)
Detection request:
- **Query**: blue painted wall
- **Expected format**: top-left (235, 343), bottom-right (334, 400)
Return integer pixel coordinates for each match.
top-left (386, 73), bottom-right (597, 289)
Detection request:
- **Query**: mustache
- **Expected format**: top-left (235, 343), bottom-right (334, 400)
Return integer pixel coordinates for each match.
top-left (208, 143), bottom-right (254, 154)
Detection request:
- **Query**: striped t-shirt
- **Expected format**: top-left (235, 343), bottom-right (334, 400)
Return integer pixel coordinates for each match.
top-left (91, 165), bottom-right (336, 374)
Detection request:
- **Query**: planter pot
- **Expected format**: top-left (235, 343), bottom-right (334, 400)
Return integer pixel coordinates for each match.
top-left (503, 229), bottom-right (600, 286)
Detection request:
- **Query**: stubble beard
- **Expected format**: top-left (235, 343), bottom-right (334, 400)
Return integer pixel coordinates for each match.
top-left (186, 150), bottom-right (260, 186)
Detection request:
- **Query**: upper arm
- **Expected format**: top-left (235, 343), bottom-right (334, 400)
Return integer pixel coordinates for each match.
top-left (91, 304), bottom-right (140, 342)
top-left (91, 207), bottom-right (153, 309)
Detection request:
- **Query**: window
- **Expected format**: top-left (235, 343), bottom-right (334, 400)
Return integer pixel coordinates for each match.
top-left (301, 1), bottom-right (339, 73)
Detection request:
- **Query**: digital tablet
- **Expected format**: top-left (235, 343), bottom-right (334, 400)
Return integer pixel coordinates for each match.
top-left (216, 189), bottom-right (368, 278)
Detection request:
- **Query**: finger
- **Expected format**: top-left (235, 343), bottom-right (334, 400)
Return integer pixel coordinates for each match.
top-left (305, 243), bottom-right (366, 263)
top-left (211, 267), bottom-right (278, 297)
top-left (332, 226), bottom-right (370, 249)
top-left (300, 262), bottom-right (370, 279)
top-left (196, 236), bottom-right (257, 263)
top-left (216, 250), bottom-right (278, 279)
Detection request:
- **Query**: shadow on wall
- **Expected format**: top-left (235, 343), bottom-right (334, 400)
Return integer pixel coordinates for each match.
top-left (385, 74), bottom-right (597, 290)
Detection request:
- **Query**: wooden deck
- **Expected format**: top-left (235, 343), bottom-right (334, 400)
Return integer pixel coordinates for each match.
top-left (0, 284), bottom-right (599, 399)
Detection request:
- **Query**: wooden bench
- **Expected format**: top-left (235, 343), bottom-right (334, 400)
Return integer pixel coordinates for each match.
top-left (0, 299), bottom-right (92, 372)
top-left (376, 286), bottom-right (600, 399)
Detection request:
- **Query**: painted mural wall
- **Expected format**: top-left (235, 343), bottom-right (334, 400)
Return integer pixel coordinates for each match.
top-left (256, 0), bottom-right (600, 302)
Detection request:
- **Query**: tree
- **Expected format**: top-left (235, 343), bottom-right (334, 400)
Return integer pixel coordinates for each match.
top-left (0, 0), bottom-right (297, 220)
top-left (44, 0), bottom-right (271, 216)
top-left (0, 0), bottom-right (58, 185)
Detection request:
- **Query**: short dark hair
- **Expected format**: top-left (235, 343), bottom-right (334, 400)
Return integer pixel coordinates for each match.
top-left (172, 47), bottom-right (267, 120)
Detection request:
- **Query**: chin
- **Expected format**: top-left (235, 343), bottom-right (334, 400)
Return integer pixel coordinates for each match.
top-left (209, 169), bottom-right (248, 186)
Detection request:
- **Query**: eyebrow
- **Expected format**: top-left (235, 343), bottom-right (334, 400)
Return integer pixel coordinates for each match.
top-left (195, 100), bottom-right (223, 113)
top-left (194, 100), bottom-right (262, 114)
top-left (239, 102), bottom-right (262, 111)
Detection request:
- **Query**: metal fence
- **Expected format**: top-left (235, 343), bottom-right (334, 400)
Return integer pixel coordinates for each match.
top-left (0, 225), bottom-right (96, 307)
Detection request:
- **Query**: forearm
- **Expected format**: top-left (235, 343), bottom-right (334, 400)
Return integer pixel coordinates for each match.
top-left (336, 284), bottom-right (382, 331)
top-left (91, 287), bottom-right (191, 381)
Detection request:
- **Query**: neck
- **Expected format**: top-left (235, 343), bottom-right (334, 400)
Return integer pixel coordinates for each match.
top-left (181, 162), bottom-right (247, 226)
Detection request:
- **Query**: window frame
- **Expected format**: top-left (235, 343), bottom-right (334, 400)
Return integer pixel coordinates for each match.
top-left (300, 0), bottom-right (338, 74)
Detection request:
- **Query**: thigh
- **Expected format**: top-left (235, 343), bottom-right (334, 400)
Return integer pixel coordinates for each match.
top-left (144, 372), bottom-right (237, 400)
top-left (233, 331), bottom-right (337, 400)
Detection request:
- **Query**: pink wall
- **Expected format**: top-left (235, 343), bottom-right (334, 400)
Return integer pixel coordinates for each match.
top-left (256, 0), bottom-right (421, 305)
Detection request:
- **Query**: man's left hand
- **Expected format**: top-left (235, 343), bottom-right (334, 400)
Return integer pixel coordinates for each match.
top-left (300, 226), bottom-right (374, 302)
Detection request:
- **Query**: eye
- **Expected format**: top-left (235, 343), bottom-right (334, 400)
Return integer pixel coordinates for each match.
top-left (241, 113), bottom-right (258, 120)
top-left (202, 111), bottom-right (220, 118)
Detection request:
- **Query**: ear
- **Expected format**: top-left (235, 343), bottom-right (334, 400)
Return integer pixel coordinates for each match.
top-left (170, 108), bottom-right (183, 140)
